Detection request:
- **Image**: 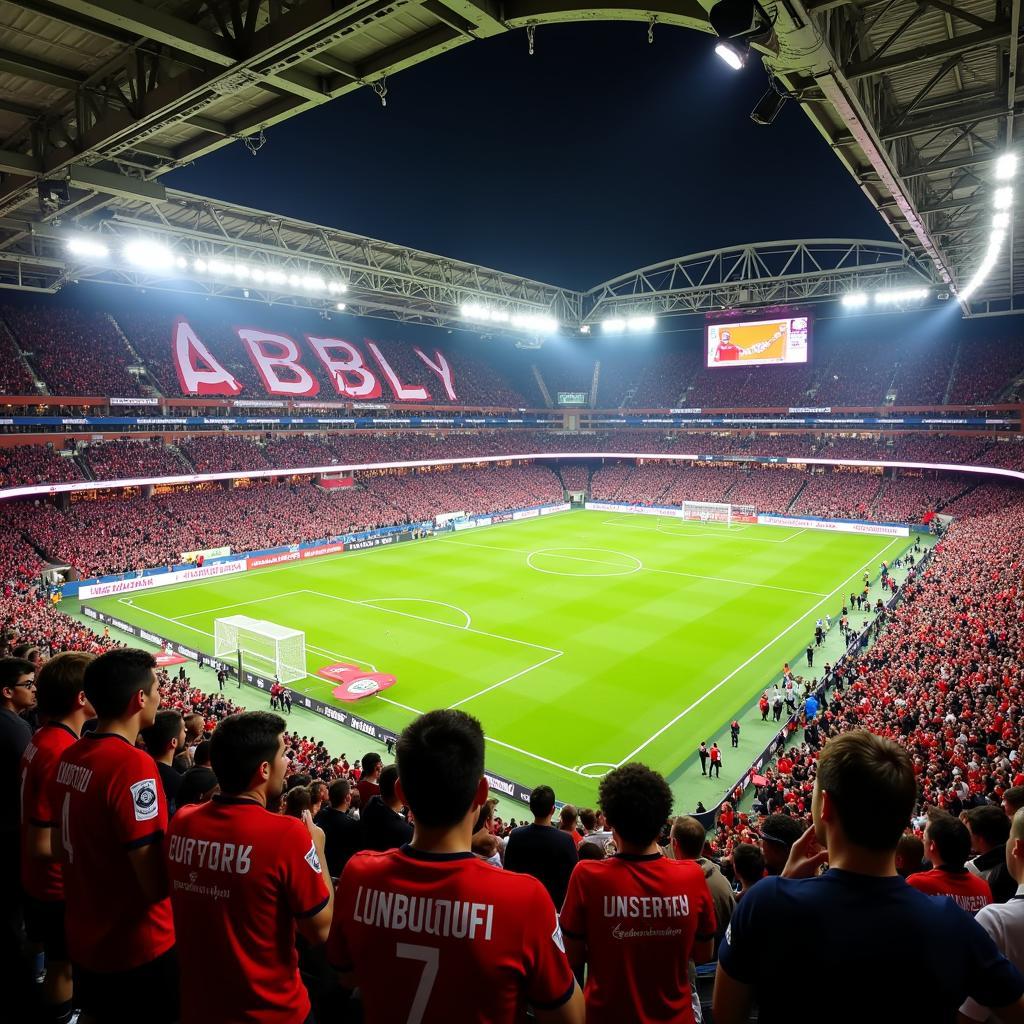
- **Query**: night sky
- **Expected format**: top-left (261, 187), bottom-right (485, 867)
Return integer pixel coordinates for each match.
top-left (166, 23), bottom-right (884, 291)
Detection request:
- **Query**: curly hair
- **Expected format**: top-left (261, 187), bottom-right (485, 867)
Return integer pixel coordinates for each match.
top-left (599, 763), bottom-right (673, 847)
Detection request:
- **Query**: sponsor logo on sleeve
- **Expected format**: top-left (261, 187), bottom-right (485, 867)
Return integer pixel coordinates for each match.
top-left (130, 778), bottom-right (159, 821)
top-left (304, 842), bottom-right (322, 874)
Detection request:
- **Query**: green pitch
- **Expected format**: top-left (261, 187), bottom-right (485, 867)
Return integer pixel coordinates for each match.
top-left (86, 510), bottom-right (911, 806)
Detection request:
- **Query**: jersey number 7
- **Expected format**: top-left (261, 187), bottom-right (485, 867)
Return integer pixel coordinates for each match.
top-left (396, 943), bottom-right (439, 1024)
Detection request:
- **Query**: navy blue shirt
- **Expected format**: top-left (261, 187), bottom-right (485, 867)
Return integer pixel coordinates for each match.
top-left (720, 869), bottom-right (1024, 1022)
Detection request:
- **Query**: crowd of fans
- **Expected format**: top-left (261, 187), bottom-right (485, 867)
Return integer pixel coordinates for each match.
top-left (82, 438), bottom-right (188, 481)
top-left (0, 445), bottom-right (81, 489)
top-left (1, 306), bottom-right (145, 397)
top-left (3, 301), bottom-right (1024, 410)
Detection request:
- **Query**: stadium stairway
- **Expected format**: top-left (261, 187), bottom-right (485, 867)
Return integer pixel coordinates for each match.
top-left (0, 312), bottom-right (48, 394)
top-left (107, 313), bottom-right (165, 397)
top-left (531, 364), bottom-right (553, 408)
top-left (783, 477), bottom-right (808, 512)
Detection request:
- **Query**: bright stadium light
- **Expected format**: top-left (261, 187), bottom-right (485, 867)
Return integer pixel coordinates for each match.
top-left (193, 258), bottom-right (208, 273)
top-left (995, 153), bottom-right (1018, 180)
top-left (626, 315), bottom-right (657, 331)
top-left (579, 324), bottom-right (591, 335)
top-left (841, 292), bottom-right (869, 308)
top-left (123, 238), bottom-right (174, 270)
top-left (873, 287), bottom-right (929, 305)
top-left (993, 187), bottom-right (1014, 210)
top-left (66, 236), bottom-right (109, 260)
top-left (715, 41), bottom-right (746, 70)
top-left (601, 318), bottom-right (627, 333)
top-left (336, 302), bottom-right (346, 311)
top-left (993, 211), bottom-right (1011, 230)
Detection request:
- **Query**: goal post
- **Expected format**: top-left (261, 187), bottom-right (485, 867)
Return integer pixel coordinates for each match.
top-left (214, 615), bottom-right (306, 685)
top-left (680, 501), bottom-right (757, 525)
top-left (682, 501), bottom-right (733, 525)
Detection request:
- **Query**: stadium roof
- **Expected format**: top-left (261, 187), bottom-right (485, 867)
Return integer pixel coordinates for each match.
top-left (0, 0), bottom-right (1019, 316)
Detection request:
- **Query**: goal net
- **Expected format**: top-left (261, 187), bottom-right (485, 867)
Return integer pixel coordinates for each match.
top-left (214, 615), bottom-right (306, 685)
top-left (680, 502), bottom-right (757, 525)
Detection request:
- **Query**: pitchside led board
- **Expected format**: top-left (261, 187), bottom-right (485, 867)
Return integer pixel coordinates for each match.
top-left (706, 315), bottom-right (811, 368)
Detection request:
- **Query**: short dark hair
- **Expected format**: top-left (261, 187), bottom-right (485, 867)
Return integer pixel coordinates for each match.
top-left (529, 785), bottom-right (556, 819)
top-left (34, 651), bottom-right (93, 718)
top-left (577, 842), bottom-right (604, 861)
top-left (141, 710), bottom-right (184, 758)
top-left (83, 648), bottom-right (157, 719)
top-left (599, 763), bottom-right (673, 847)
top-left (396, 709), bottom-right (484, 828)
top-left (285, 786), bottom-right (311, 818)
top-left (671, 816), bottom-right (708, 859)
top-left (966, 805), bottom-right (1011, 846)
top-left (192, 739), bottom-right (212, 767)
top-left (362, 752), bottom-right (382, 777)
top-left (1004, 787), bottom-right (1024, 814)
top-left (758, 813), bottom-right (805, 850)
top-left (559, 804), bottom-right (578, 828)
top-left (0, 656), bottom-right (35, 694)
top-left (210, 712), bottom-right (285, 795)
top-left (816, 730), bottom-right (916, 850)
top-left (925, 811), bottom-right (972, 870)
top-left (579, 808), bottom-right (597, 831)
top-left (329, 778), bottom-right (351, 807)
top-left (379, 764), bottom-right (399, 803)
top-left (177, 766), bottom-right (218, 807)
top-left (732, 843), bottom-right (766, 885)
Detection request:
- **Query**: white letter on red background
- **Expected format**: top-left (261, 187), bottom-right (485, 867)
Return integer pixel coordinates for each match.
top-left (367, 341), bottom-right (430, 402)
top-left (237, 329), bottom-right (320, 398)
top-left (305, 337), bottom-right (382, 400)
top-left (414, 348), bottom-right (457, 402)
top-left (172, 319), bottom-right (242, 396)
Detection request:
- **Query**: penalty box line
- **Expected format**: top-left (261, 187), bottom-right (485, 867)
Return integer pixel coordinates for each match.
top-left (116, 596), bottom-right (578, 777)
top-left (611, 536), bottom-right (902, 768)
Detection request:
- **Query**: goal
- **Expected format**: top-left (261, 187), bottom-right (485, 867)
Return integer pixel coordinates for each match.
top-left (214, 615), bottom-right (306, 685)
top-left (681, 501), bottom-right (756, 525)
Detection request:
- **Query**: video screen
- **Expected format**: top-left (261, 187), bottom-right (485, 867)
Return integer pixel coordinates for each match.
top-left (706, 315), bottom-right (810, 368)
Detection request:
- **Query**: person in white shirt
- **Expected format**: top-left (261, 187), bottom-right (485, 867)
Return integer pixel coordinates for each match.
top-left (961, 807), bottom-right (1024, 1021)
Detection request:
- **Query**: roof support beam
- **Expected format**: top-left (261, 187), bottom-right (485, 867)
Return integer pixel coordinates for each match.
top-left (846, 23), bottom-right (1010, 80)
top-left (10, 0), bottom-right (139, 45)
top-left (42, 0), bottom-right (237, 67)
top-left (881, 100), bottom-right (1017, 142)
top-left (0, 48), bottom-right (86, 91)
top-left (0, 150), bottom-right (41, 176)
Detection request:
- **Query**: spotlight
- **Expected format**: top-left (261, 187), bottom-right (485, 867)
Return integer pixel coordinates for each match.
top-left (626, 316), bottom-right (657, 332)
top-left (579, 324), bottom-right (591, 335)
top-left (715, 41), bottom-right (746, 70)
top-left (993, 187), bottom-right (1014, 210)
top-left (995, 153), bottom-right (1018, 180)
top-left (751, 87), bottom-right (787, 126)
top-left (993, 211), bottom-right (1011, 230)
top-left (123, 238), bottom-right (174, 270)
top-left (66, 237), bottom-right (109, 260)
top-left (841, 292), bottom-right (868, 308)
top-left (336, 302), bottom-right (346, 311)
top-left (601, 318), bottom-right (627, 333)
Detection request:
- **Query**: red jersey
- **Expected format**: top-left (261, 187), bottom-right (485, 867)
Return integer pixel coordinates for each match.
top-left (166, 796), bottom-right (330, 1024)
top-left (714, 341), bottom-right (742, 362)
top-left (51, 732), bottom-right (175, 971)
top-left (356, 777), bottom-right (379, 808)
top-left (20, 722), bottom-right (78, 901)
top-left (327, 846), bottom-right (575, 1023)
top-left (907, 867), bottom-right (993, 914)
top-left (560, 852), bottom-right (716, 1024)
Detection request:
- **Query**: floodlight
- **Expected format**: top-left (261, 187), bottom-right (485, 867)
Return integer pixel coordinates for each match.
top-left (580, 324), bottom-right (591, 335)
top-left (750, 88), bottom-right (787, 126)
top-left (626, 315), bottom-right (657, 331)
top-left (601, 318), bottom-right (627, 333)
top-left (995, 153), bottom-right (1018, 180)
top-left (715, 41), bottom-right (746, 70)
top-left (251, 268), bottom-right (266, 283)
top-left (336, 302), bottom-right (346, 311)
top-left (873, 287), bottom-right (929, 304)
top-left (993, 187), bottom-right (1014, 210)
top-left (841, 292), bottom-right (868, 308)
top-left (993, 211), bottom-right (1010, 230)
top-left (123, 238), bottom-right (174, 270)
top-left (193, 259), bottom-right (208, 273)
top-left (709, 0), bottom-right (765, 38)
top-left (66, 237), bottom-right (109, 260)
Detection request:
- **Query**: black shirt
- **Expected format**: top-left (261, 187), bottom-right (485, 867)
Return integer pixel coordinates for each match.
top-left (360, 795), bottom-right (413, 853)
top-left (156, 760), bottom-right (183, 817)
top-left (315, 805), bottom-right (362, 877)
top-left (0, 707), bottom-right (32, 834)
top-left (503, 823), bottom-right (578, 909)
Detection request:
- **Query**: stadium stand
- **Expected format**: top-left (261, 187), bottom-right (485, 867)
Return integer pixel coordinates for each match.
top-left (82, 438), bottom-right (189, 481)
top-left (1, 306), bottom-right (145, 397)
top-left (0, 444), bottom-right (82, 488)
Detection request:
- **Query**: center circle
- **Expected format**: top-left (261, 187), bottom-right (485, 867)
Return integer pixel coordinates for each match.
top-left (526, 547), bottom-right (642, 578)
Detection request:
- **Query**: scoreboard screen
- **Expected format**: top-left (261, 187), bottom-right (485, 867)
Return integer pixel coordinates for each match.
top-left (706, 315), bottom-right (810, 368)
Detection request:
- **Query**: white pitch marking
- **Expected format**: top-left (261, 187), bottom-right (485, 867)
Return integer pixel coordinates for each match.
top-left (445, 538), bottom-right (827, 597)
top-left (300, 589), bottom-right (562, 656)
top-left (358, 597), bottom-right (472, 629)
top-left (447, 650), bottom-right (563, 709)
top-left (600, 517), bottom-right (799, 544)
top-left (175, 590), bottom-right (309, 619)
top-left (612, 537), bottom-right (901, 767)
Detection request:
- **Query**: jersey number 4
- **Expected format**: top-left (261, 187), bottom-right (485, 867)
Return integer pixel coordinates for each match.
top-left (396, 943), bottom-right (439, 1024)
